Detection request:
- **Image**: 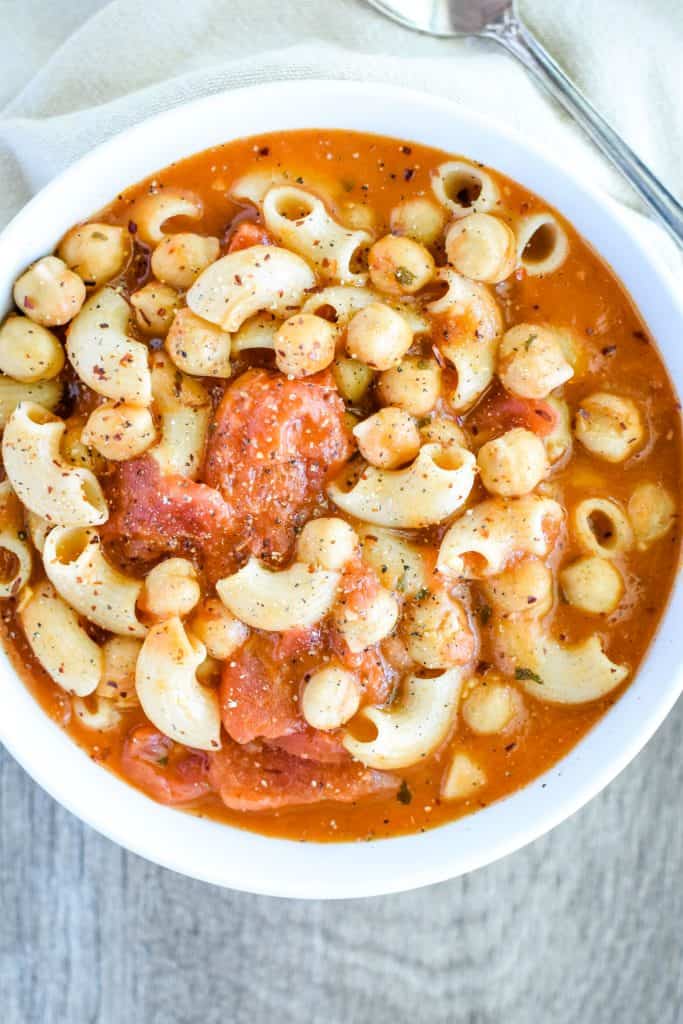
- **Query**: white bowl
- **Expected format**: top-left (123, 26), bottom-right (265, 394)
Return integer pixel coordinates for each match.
top-left (0, 80), bottom-right (681, 899)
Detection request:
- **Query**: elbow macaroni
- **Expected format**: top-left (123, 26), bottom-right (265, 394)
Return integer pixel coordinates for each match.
top-left (187, 245), bottom-right (316, 332)
top-left (328, 443), bottom-right (476, 529)
top-left (43, 526), bottom-right (146, 636)
top-left (216, 557), bottom-right (340, 631)
top-left (149, 352), bottom-right (211, 478)
top-left (438, 495), bottom-right (564, 579)
top-left (0, 481), bottom-right (32, 598)
top-left (428, 268), bottom-right (503, 411)
top-left (136, 616), bottom-right (221, 750)
top-left (20, 580), bottom-right (103, 696)
top-left (66, 288), bottom-right (152, 404)
top-left (343, 667), bottom-right (465, 770)
top-left (2, 402), bottom-right (108, 526)
top-left (262, 186), bottom-right (372, 284)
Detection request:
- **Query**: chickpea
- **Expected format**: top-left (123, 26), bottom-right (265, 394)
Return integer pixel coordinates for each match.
top-left (332, 586), bottom-right (399, 653)
top-left (445, 213), bottom-right (517, 284)
top-left (628, 481), bottom-right (676, 548)
top-left (82, 402), bottom-right (156, 461)
top-left (0, 314), bottom-right (64, 382)
top-left (498, 323), bottom-right (574, 399)
top-left (96, 636), bottom-right (142, 707)
top-left (301, 665), bottom-right (361, 731)
top-left (345, 302), bottom-right (413, 371)
top-left (376, 356), bottom-right (442, 417)
top-left (332, 356), bottom-right (375, 403)
top-left (419, 416), bottom-right (468, 451)
top-left (165, 307), bottom-right (232, 378)
top-left (340, 202), bottom-right (377, 233)
top-left (441, 752), bottom-right (487, 800)
top-left (353, 407), bottom-right (420, 469)
top-left (130, 282), bottom-right (179, 336)
top-left (402, 589), bottom-right (474, 669)
top-left (368, 234), bottom-right (435, 295)
top-left (462, 678), bottom-right (522, 734)
top-left (574, 391), bottom-right (644, 463)
top-left (560, 555), bottom-right (623, 614)
top-left (296, 517), bottom-right (359, 571)
top-left (477, 427), bottom-right (549, 497)
top-left (390, 197), bottom-right (446, 246)
top-left (190, 597), bottom-right (249, 660)
top-left (139, 558), bottom-right (200, 620)
top-left (150, 233), bottom-right (220, 290)
top-left (58, 222), bottom-right (131, 287)
top-left (60, 414), bottom-right (107, 474)
top-left (274, 313), bottom-right (336, 377)
top-left (483, 558), bottom-right (553, 618)
top-left (13, 256), bottom-right (86, 327)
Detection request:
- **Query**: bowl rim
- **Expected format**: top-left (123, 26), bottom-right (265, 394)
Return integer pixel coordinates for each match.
top-left (0, 78), bottom-right (681, 899)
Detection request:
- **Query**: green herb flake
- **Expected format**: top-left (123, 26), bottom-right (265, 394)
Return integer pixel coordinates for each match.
top-left (415, 587), bottom-right (430, 602)
top-left (524, 333), bottom-right (537, 351)
top-left (396, 571), bottom-right (408, 593)
top-left (515, 667), bottom-right (544, 685)
top-left (295, 176), bottom-right (304, 184)
top-left (157, 756), bottom-right (169, 766)
top-left (394, 266), bottom-right (415, 286)
top-left (479, 603), bottom-right (492, 625)
top-left (397, 780), bottom-right (413, 805)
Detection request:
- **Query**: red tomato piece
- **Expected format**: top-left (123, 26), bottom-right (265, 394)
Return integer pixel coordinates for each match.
top-left (219, 628), bottom-right (324, 744)
top-left (469, 386), bottom-right (558, 442)
top-left (102, 456), bottom-right (235, 577)
top-left (208, 738), bottom-right (397, 811)
top-left (227, 221), bottom-right (272, 252)
top-left (328, 558), bottom-right (395, 706)
top-left (121, 725), bottom-right (211, 805)
top-left (266, 726), bottom-right (349, 764)
top-left (204, 369), bottom-right (353, 563)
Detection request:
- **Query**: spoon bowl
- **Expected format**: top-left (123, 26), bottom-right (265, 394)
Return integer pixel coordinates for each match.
top-left (366, 0), bottom-right (511, 35)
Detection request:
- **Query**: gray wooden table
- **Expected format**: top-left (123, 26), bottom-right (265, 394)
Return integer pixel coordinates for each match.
top-left (2, 701), bottom-right (681, 1024)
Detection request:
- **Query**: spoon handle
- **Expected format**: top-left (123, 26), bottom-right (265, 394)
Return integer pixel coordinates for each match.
top-left (484, 12), bottom-right (683, 248)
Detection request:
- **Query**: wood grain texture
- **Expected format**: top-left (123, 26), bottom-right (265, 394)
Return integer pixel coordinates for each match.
top-left (1, 704), bottom-right (681, 1024)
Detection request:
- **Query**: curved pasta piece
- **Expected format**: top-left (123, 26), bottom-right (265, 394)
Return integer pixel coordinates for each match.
top-left (343, 667), bottom-right (465, 770)
top-left (0, 481), bottom-right (32, 598)
top-left (72, 695), bottom-right (122, 731)
top-left (0, 376), bottom-right (62, 429)
top-left (262, 186), bottom-right (371, 284)
top-left (356, 524), bottom-right (429, 597)
top-left (132, 188), bottom-right (202, 245)
top-left (19, 580), bottom-right (103, 696)
top-left (328, 444), bottom-right (476, 529)
top-left (43, 526), bottom-right (146, 637)
top-left (302, 285), bottom-right (429, 335)
top-left (216, 557), bottom-right (340, 631)
top-left (149, 352), bottom-right (211, 479)
top-left (573, 497), bottom-right (633, 558)
top-left (431, 160), bottom-right (500, 219)
top-left (187, 245), bottom-right (316, 333)
top-left (230, 313), bottom-right (278, 353)
top-left (2, 402), bottom-right (108, 526)
top-left (428, 269), bottom-right (503, 410)
top-left (136, 617), bottom-right (221, 750)
top-left (438, 495), bottom-right (564, 578)
top-left (516, 213), bottom-right (569, 277)
top-left (497, 620), bottom-right (628, 704)
top-left (66, 288), bottom-right (152, 404)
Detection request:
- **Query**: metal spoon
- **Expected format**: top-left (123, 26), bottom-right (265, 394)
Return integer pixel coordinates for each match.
top-left (365, 0), bottom-right (683, 247)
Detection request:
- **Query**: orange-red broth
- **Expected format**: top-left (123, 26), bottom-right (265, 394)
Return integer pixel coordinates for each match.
top-left (2, 129), bottom-right (680, 842)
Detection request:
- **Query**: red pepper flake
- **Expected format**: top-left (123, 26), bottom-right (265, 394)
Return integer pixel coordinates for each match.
top-left (128, 220), bottom-right (138, 234)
